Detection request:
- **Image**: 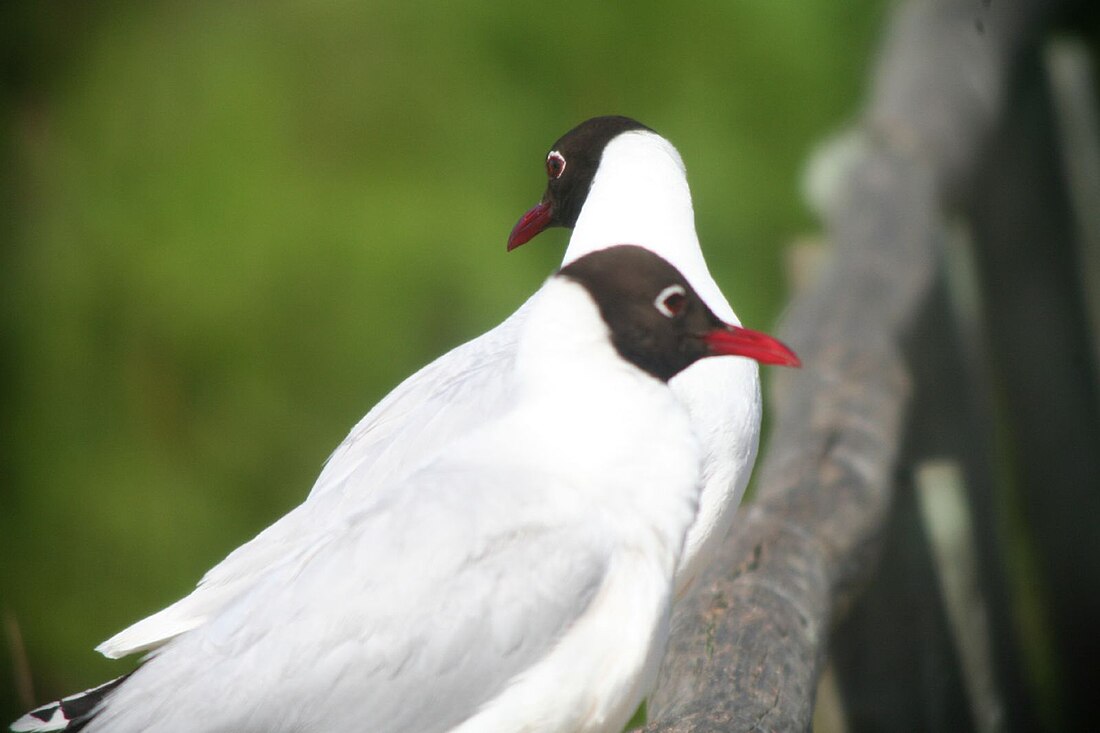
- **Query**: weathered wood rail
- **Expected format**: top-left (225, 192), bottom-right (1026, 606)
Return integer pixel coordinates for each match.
top-left (644, 0), bottom-right (1089, 730)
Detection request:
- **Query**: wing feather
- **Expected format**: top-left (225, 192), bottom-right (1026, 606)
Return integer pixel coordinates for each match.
top-left (90, 458), bottom-right (611, 733)
top-left (98, 301), bottom-right (532, 659)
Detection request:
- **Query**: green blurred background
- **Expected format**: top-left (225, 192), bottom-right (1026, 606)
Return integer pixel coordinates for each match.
top-left (0, 0), bottom-right (885, 721)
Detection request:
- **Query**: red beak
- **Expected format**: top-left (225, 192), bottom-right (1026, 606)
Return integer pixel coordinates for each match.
top-left (507, 201), bottom-right (553, 251)
top-left (703, 325), bottom-right (801, 367)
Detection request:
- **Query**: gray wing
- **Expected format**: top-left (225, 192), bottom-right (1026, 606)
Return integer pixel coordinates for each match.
top-left (89, 460), bottom-right (611, 733)
top-left (97, 298), bottom-right (534, 659)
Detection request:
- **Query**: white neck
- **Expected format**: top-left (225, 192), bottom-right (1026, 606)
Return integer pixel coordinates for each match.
top-left (509, 279), bottom-right (699, 518)
top-left (513, 279), bottom-right (624, 389)
top-left (561, 131), bottom-right (737, 324)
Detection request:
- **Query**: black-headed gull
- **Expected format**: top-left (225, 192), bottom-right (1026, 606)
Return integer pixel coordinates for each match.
top-left (13, 246), bottom-right (798, 733)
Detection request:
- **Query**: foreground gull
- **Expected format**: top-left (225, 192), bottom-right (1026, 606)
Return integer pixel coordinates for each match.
top-left (13, 246), bottom-right (798, 733)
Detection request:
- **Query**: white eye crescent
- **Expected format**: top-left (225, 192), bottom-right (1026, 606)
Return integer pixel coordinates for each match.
top-left (655, 284), bottom-right (687, 318)
top-left (546, 151), bottom-right (566, 179)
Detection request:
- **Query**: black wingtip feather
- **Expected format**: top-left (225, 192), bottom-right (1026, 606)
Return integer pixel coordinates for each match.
top-left (14, 673), bottom-right (132, 732)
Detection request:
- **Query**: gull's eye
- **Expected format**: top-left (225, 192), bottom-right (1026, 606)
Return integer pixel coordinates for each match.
top-left (655, 284), bottom-right (687, 318)
top-left (546, 151), bottom-right (566, 179)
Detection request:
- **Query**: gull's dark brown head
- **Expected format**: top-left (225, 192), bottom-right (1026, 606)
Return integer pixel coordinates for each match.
top-left (558, 245), bottom-right (801, 382)
top-left (508, 116), bottom-right (652, 251)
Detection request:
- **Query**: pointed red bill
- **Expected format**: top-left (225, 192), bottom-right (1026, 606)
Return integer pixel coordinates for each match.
top-left (703, 325), bottom-right (801, 367)
top-left (507, 201), bottom-right (553, 251)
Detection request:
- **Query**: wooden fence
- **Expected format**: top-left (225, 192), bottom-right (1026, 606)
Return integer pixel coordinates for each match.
top-left (644, 0), bottom-right (1099, 730)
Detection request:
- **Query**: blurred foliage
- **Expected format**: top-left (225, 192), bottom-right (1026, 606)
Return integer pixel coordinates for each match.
top-left (0, 0), bottom-right (884, 719)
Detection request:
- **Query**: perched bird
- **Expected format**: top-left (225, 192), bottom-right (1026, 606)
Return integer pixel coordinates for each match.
top-left (13, 246), bottom-right (798, 733)
top-left (509, 116), bottom-right (770, 592)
